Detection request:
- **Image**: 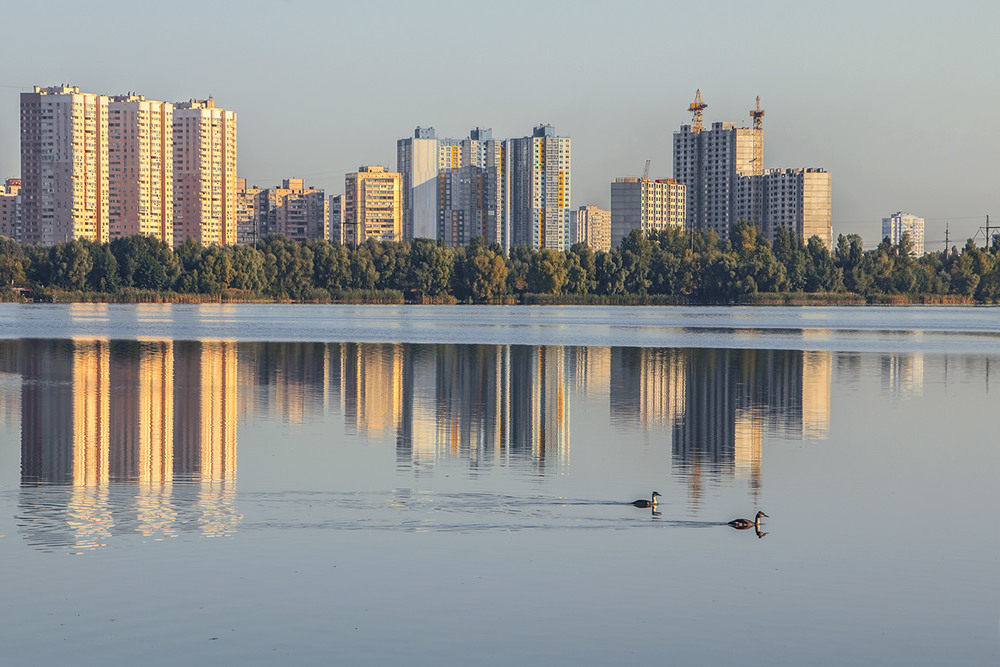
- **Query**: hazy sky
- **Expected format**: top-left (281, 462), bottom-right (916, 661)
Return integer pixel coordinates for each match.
top-left (1, 0), bottom-right (997, 248)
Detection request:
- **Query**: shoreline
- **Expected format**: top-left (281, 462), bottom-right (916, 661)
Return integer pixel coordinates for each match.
top-left (1, 287), bottom-right (983, 307)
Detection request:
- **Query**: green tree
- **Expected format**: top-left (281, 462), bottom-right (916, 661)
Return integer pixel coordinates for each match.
top-left (0, 236), bottom-right (26, 286)
top-left (407, 238), bottom-right (452, 296)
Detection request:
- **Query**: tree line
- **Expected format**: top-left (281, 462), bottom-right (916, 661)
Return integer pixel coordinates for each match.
top-left (1, 222), bottom-right (999, 303)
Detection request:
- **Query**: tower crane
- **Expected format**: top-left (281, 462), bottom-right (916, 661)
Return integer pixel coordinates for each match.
top-left (688, 90), bottom-right (707, 130)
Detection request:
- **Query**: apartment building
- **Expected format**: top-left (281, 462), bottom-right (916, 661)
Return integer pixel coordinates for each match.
top-left (507, 124), bottom-right (571, 251)
top-left (328, 194), bottom-right (343, 244)
top-left (397, 127), bottom-right (506, 247)
top-left (0, 178), bottom-right (21, 242)
top-left (882, 211), bottom-right (924, 255)
top-left (735, 168), bottom-right (833, 250)
top-left (236, 178), bottom-right (261, 244)
top-left (610, 177), bottom-right (686, 248)
top-left (107, 94), bottom-right (173, 243)
top-left (571, 205), bottom-right (611, 251)
top-left (672, 91), bottom-right (761, 238)
top-left (344, 166), bottom-right (402, 246)
top-left (172, 99), bottom-right (237, 246)
top-left (258, 178), bottom-right (327, 243)
top-left (20, 85), bottom-right (110, 245)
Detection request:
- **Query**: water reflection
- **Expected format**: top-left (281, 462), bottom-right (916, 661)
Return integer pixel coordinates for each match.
top-left (8, 338), bottom-right (240, 551)
top-left (1, 338), bottom-right (987, 550)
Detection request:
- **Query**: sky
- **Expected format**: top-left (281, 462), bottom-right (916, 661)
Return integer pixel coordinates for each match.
top-left (1, 0), bottom-right (997, 248)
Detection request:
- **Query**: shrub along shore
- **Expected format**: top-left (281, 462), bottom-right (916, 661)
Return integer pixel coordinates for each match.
top-left (1, 223), bottom-right (997, 305)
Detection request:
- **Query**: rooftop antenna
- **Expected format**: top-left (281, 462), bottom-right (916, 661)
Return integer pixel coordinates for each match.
top-left (688, 89), bottom-right (707, 131)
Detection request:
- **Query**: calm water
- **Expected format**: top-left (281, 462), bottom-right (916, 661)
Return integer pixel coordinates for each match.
top-left (0, 304), bottom-right (997, 665)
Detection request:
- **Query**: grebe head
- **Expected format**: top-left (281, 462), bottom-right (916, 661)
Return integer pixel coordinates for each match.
top-left (652, 492), bottom-right (662, 499)
top-left (755, 511), bottom-right (768, 520)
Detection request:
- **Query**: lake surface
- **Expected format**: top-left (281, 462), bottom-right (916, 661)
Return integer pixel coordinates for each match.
top-left (0, 304), bottom-right (997, 665)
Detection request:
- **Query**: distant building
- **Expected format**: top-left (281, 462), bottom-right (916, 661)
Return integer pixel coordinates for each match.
top-left (736, 168), bottom-right (833, 250)
top-left (571, 205), bottom-right (611, 251)
top-left (397, 127), bottom-right (440, 241)
top-left (397, 127), bottom-right (506, 247)
top-left (507, 125), bottom-right (571, 250)
top-left (235, 178), bottom-right (261, 245)
top-left (172, 98), bottom-right (237, 247)
top-left (344, 166), bottom-right (402, 246)
top-left (20, 85), bottom-right (110, 245)
top-left (673, 91), bottom-right (761, 238)
top-left (882, 212), bottom-right (924, 255)
top-left (257, 178), bottom-right (327, 243)
top-left (0, 178), bottom-right (21, 242)
top-left (107, 94), bottom-right (174, 244)
top-left (328, 194), bottom-right (343, 244)
top-left (610, 177), bottom-right (686, 248)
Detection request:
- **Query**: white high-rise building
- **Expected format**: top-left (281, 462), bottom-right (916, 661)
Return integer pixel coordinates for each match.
top-left (172, 98), bottom-right (237, 247)
top-left (507, 124), bottom-right (571, 251)
top-left (397, 127), bottom-right (506, 247)
top-left (20, 85), bottom-right (110, 245)
top-left (397, 127), bottom-right (439, 241)
top-left (882, 212), bottom-right (924, 255)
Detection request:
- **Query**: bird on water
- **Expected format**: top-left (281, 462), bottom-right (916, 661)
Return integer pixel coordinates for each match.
top-left (728, 511), bottom-right (768, 529)
top-left (632, 492), bottom-right (661, 508)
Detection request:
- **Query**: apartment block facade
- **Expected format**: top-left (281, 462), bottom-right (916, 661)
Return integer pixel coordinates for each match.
top-left (258, 178), bottom-right (327, 243)
top-left (571, 205), bottom-right (611, 251)
top-left (236, 178), bottom-right (261, 245)
top-left (172, 99), bottom-right (237, 247)
top-left (0, 178), bottom-right (21, 242)
top-left (20, 85), bottom-right (110, 245)
top-left (735, 168), bottom-right (833, 250)
top-left (344, 166), bottom-right (402, 246)
top-left (610, 177), bottom-right (686, 248)
top-left (507, 124), bottom-right (571, 251)
top-left (673, 118), bottom-right (760, 238)
top-left (328, 195), bottom-right (343, 245)
top-left (107, 94), bottom-right (173, 243)
top-left (882, 211), bottom-right (924, 255)
top-left (397, 127), bottom-right (506, 247)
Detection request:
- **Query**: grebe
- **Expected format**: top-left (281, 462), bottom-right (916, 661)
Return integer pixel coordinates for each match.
top-left (728, 511), bottom-right (768, 529)
top-left (631, 492), bottom-right (661, 508)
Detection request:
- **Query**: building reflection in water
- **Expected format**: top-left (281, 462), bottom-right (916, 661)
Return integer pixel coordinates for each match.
top-left (7, 336), bottom-right (956, 546)
top-left (395, 344), bottom-right (569, 473)
top-left (610, 348), bottom-right (833, 505)
top-left (13, 338), bottom-right (240, 551)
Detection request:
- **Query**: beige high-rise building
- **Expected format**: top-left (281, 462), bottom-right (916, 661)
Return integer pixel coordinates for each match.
top-left (610, 177), bottom-right (686, 248)
top-left (20, 85), bottom-right (110, 245)
top-left (571, 205), bottom-right (611, 251)
top-left (344, 166), bottom-right (402, 246)
top-left (0, 178), bottom-right (21, 242)
top-left (235, 178), bottom-right (261, 245)
top-left (259, 178), bottom-right (328, 243)
top-left (107, 94), bottom-right (173, 243)
top-left (172, 99), bottom-right (237, 247)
